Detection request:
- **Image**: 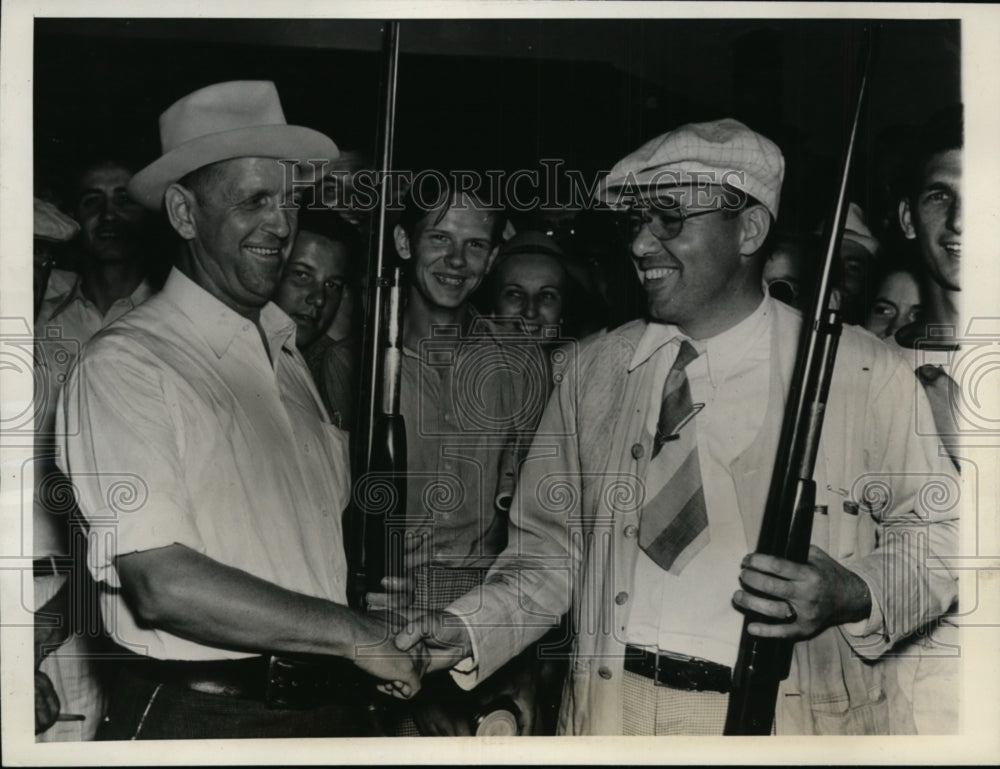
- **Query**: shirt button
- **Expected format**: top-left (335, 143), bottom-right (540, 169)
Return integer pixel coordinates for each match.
top-left (623, 525), bottom-right (638, 539)
top-left (615, 591), bottom-right (628, 605)
top-left (630, 443), bottom-right (644, 459)
top-left (598, 666), bottom-right (612, 680)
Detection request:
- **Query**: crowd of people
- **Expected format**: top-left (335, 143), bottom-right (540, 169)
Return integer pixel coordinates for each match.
top-left (31, 78), bottom-right (963, 740)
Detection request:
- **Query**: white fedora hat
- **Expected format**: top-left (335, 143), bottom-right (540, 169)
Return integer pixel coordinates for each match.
top-left (129, 80), bottom-right (339, 210)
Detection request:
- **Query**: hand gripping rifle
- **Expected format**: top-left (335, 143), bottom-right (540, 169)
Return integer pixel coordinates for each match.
top-left (347, 21), bottom-right (407, 611)
top-left (723, 28), bottom-right (874, 735)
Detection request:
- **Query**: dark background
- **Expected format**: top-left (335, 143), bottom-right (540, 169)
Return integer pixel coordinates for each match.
top-left (34, 18), bottom-right (959, 219)
top-left (33, 17), bottom-right (960, 321)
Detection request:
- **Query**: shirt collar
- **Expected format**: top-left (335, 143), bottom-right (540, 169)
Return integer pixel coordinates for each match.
top-left (401, 305), bottom-right (489, 358)
top-left (162, 268), bottom-right (297, 359)
top-left (628, 295), bottom-right (772, 382)
top-left (46, 273), bottom-right (154, 323)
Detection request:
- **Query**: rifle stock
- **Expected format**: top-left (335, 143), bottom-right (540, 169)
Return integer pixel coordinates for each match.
top-left (723, 27), bottom-right (873, 734)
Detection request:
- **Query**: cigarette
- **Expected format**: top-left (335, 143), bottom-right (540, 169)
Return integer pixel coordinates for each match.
top-left (55, 713), bottom-right (85, 722)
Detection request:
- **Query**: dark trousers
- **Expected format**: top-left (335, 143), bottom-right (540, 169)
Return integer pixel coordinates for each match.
top-left (98, 660), bottom-right (382, 740)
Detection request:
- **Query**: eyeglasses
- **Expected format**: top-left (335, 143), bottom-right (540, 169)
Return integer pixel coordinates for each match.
top-left (622, 207), bottom-right (720, 242)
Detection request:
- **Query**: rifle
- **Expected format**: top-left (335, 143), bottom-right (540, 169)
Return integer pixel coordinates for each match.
top-left (347, 21), bottom-right (407, 611)
top-left (723, 27), bottom-right (874, 735)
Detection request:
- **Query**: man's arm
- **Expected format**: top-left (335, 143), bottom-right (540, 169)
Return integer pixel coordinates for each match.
top-left (115, 544), bottom-right (424, 695)
top-left (733, 348), bottom-right (959, 649)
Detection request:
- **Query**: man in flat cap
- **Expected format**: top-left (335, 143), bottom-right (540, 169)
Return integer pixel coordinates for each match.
top-left (56, 81), bottom-right (424, 740)
top-left (396, 118), bottom-right (959, 735)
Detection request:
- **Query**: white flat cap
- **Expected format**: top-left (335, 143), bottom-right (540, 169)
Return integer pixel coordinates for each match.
top-left (596, 118), bottom-right (785, 219)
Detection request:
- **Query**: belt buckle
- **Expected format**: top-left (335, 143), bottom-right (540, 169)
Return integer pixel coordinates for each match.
top-left (652, 649), bottom-right (674, 688)
top-left (652, 649), bottom-right (706, 691)
top-left (266, 655), bottom-right (329, 710)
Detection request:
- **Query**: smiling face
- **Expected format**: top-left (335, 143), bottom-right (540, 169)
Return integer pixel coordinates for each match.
top-left (273, 231), bottom-right (348, 348)
top-left (900, 148), bottom-right (962, 292)
top-left (178, 157), bottom-right (298, 316)
top-left (73, 162), bottom-right (146, 263)
top-left (865, 270), bottom-right (922, 340)
top-left (628, 185), bottom-right (768, 339)
top-left (394, 194), bottom-right (500, 318)
top-left (493, 252), bottom-right (567, 337)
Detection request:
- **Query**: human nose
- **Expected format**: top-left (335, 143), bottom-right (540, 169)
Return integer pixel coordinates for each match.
top-left (98, 195), bottom-right (117, 221)
top-left (445, 242), bottom-right (468, 268)
top-left (263, 201), bottom-right (292, 239)
top-left (948, 196), bottom-right (962, 234)
top-left (524, 297), bottom-right (539, 320)
top-left (630, 222), bottom-right (662, 260)
top-left (305, 283), bottom-right (326, 309)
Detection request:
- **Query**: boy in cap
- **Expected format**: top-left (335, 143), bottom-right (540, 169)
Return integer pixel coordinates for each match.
top-left (396, 118), bottom-right (959, 735)
top-left (56, 81), bottom-right (425, 739)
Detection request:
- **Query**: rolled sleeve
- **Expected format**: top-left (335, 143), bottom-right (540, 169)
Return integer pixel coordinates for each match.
top-left (838, 566), bottom-right (888, 652)
top-left (56, 343), bottom-right (205, 586)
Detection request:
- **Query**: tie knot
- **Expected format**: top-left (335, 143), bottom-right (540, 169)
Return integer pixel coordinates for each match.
top-left (672, 340), bottom-right (699, 374)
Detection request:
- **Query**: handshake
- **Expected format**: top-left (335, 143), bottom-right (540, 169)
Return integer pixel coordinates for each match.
top-left (352, 607), bottom-right (473, 700)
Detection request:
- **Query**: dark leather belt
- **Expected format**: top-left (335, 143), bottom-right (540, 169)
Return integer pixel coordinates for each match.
top-left (128, 653), bottom-right (366, 709)
top-left (33, 556), bottom-right (71, 578)
top-left (624, 645), bottom-right (732, 693)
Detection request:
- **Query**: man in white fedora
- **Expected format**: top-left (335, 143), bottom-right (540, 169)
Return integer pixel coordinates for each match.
top-left (396, 118), bottom-right (959, 735)
top-left (57, 80), bottom-right (424, 739)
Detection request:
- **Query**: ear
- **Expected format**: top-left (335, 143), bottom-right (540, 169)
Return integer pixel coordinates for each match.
top-left (738, 204), bottom-right (772, 256)
top-left (164, 183), bottom-right (198, 241)
top-left (393, 223), bottom-right (412, 261)
top-left (898, 199), bottom-right (917, 240)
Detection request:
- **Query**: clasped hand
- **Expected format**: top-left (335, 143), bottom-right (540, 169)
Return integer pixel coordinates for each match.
top-left (353, 605), bottom-right (472, 701)
top-left (370, 610), bottom-right (473, 699)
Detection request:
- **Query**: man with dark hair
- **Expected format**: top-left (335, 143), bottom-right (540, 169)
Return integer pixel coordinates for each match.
top-left (271, 208), bottom-right (360, 428)
top-left (396, 118), bottom-right (959, 735)
top-left (56, 80), bottom-right (424, 740)
top-left (897, 105), bottom-right (962, 347)
top-left (36, 158), bottom-right (154, 435)
top-left (885, 104), bottom-right (963, 734)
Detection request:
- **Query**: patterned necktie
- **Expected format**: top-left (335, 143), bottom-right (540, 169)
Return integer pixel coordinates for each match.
top-left (640, 340), bottom-right (710, 574)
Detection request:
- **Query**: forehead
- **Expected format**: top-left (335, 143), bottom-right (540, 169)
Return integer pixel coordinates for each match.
top-left (879, 270), bottom-right (920, 298)
top-left (417, 194), bottom-right (499, 233)
top-left (78, 164), bottom-right (132, 191)
top-left (919, 148), bottom-right (962, 190)
top-left (498, 252), bottom-right (566, 285)
top-left (289, 231), bottom-right (349, 272)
